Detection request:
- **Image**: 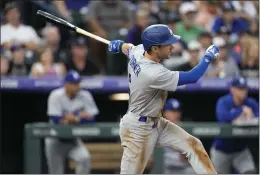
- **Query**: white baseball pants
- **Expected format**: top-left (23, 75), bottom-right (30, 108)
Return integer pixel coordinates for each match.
top-left (119, 112), bottom-right (217, 174)
top-left (45, 138), bottom-right (91, 174)
top-left (210, 146), bottom-right (256, 173)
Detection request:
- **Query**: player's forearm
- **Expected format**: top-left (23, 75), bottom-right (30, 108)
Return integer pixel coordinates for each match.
top-left (78, 111), bottom-right (96, 123)
top-left (121, 43), bottom-right (134, 55)
top-left (177, 56), bottom-right (210, 86)
top-left (64, 113), bottom-right (80, 123)
top-left (50, 116), bottom-right (63, 124)
top-left (217, 107), bottom-right (243, 122)
top-left (80, 117), bottom-right (96, 124)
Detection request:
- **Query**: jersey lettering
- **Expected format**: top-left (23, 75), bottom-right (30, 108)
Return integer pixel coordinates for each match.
top-left (129, 56), bottom-right (141, 76)
top-left (128, 73), bottom-right (131, 83)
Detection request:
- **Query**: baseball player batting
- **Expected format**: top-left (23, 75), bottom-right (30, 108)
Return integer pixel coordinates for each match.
top-left (45, 70), bottom-right (99, 174)
top-left (108, 24), bottom-right (219, 174)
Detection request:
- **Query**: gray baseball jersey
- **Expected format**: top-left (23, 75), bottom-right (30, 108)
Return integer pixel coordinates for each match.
top-left (47, 87), bottom-right (99, 122)
top-left (126, 44), bottom-right (179, 117)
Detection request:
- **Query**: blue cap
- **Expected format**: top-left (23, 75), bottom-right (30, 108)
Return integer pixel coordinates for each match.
top-left (163, 98), bottom-right (181, 112)
top-left (64, 70), bottom-right (81, 83)
top-left (71, 36), bottom-right (88, 46)
top-left (141, 24), bottom-right (181, 51)
top-left (231, 76), bottom-right (247, 88)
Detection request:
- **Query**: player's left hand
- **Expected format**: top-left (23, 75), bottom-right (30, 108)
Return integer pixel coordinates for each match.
top-left (108, 40), bottom-right (124, 53)
top-left (78, 111), bottom-right (89, 119)
top-left (242, 106), bottom-right (254, 119)
top-left (204, 45), bottom-right (220, 62)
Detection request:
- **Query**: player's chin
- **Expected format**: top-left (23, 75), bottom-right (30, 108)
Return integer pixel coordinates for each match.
top-left (164, 55), bottom-right (170, 59)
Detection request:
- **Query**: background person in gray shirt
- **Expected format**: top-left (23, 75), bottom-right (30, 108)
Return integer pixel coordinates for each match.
top-left (45, 70), bottom-right (99, 174)
top-left (206, 37), bottom-right (239, 78)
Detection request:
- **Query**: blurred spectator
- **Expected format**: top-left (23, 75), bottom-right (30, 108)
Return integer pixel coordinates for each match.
top-left (231, 1), bottom-right (258, 36)
top-left (30, 48), bottom-right (65, 78)
top-left (211, 4), bottom-right (249, 43)
top-left (194, 1), bottom-right (221, 32)
top-left (206, 37), bottom-right (239, 78)
top-left (1, 2), bottom-right (40, 51)
top-left (52, 0), bottom-right (90, 28)
top-left (231, 1), bottom-right (258, 19)
top-left (213, 26), bottom-right (230, 46)
top-left (41, 25), bottom-right (67, 62)
top-left (164, 11), bottom-right (181, 34)
top-left (175, 40), bottom-right (201, 71)
top-left (1, 55), bottom-right (10, 76)
top-left (8, 44), bottom-right (30, 76)
top-left (238, 33), bottom-right (259, 78)
top-left (232, 31), bottom-right (259, 66)
top-left (64, 36), bottom-right (100, 76)
top-left (86, 0), bottom-right (132, 38)
top-left (174, 2), bottom-right (205, 43)
top-left (52, 1), bottom-right (73, 23)
top-left (86, 0), bottom-right (132, 71)
top-left (126, 8), bottom-right (149, 45)
top-left (159, 0), bottom-right (182, 25)
top-left (138, 0), bottom-right (161, 25)
top-left (198, 32), bottom-right (213, 57)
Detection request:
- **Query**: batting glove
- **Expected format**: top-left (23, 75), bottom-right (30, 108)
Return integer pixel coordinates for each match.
top-left (204, 45), bottom-right (220, 62)
top-left (108, 40), bottom-right (124, 54)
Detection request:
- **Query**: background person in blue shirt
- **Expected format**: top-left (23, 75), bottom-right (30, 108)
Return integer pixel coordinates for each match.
top-left (210, 76), bottom-right (258, 174)
top-left (211, 4), bottom-right (249, 44)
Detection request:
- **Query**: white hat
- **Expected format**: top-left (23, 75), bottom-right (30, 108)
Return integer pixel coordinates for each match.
top-left (188, 40), bottom-right (201, 50)
top-left (213, 37), bottom-right (226, 47)
top-left (179, 2), bottom-right (197, 14)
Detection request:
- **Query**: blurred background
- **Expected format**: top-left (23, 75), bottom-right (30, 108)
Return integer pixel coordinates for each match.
top-left (0, 0), bottom-right (259, 174)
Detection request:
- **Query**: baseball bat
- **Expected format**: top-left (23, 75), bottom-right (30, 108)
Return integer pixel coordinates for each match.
top-left (36, 10), bottom-right (110, 45)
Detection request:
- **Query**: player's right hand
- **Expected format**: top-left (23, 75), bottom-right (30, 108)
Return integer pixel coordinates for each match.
top-left (204, 45), bottom-right (219, 62)
top-left (108, 40), bottom-right (124, 53)
top-left (64, 113), bottom-right (79, 123)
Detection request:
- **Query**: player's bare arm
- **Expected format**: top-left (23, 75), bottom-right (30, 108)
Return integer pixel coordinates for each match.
top-left (78, 111), bottom-right (90, 119)
top-left (64, 113), bottom-right (80, 123)
top-left (121, 43), bottom-right (134, 55)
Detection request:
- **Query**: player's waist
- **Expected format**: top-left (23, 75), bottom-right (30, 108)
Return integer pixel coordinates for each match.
top-left (127, 111), bottom-right (161, 123)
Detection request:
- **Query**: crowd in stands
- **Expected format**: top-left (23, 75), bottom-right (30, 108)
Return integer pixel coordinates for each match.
top-left (0, 0), bottom-right (259, 78)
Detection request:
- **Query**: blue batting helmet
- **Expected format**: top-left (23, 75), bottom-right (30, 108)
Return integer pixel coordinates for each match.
top-left (163, 98), bottom-right (181, 112)
top-left (141, 24), bottom-right (181, 51)
top-left (64, 70), bottom-right (81, 83)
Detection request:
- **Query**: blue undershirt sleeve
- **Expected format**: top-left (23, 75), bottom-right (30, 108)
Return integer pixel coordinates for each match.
top-left (177, 56), bottom-right (210, 86)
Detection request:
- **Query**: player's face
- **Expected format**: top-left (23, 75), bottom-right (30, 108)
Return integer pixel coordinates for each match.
top-left (223, 11), bottom-right (234, 22)
top-left (189, 49), bottom-right (200, 60)
top-left (231, 87), bottom-right (248, 101)
top-left (219, 46), bottom-right (227, 60)
top-left (66, 82), bottom-right (80, 96)
top-left (199, 36), bottom-right (212, 49)
top-left (6, 8), bottom-right (20, 23)
top-left (156, 44), bottom-right (175, 59)
top-left (164, 111), bottom-right (181, 123)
